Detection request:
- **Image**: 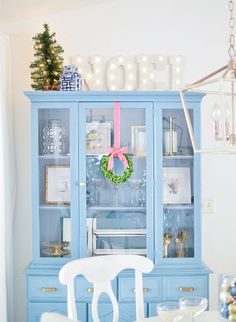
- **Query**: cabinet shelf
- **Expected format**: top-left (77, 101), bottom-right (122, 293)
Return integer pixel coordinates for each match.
top-left (39, 155), bottom-right (70, 160)
top-left (163, 155), bottom-right (193, 160)
top-left (93, 249), bottom-right (147, 256)
top-left (39, 204), bottom-right (70, 211)
top-left (163, 204), bottom-right (194, 210)
top-left (86, 154), bottom-right (146, 159)
top-left (87, 206), bottom-right (146, 212)
top-left (93, 229), bottom-right (147, 236)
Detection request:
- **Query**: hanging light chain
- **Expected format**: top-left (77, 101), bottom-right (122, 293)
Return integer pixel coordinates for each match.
top-left (228, 0), bottom-right (236, 59)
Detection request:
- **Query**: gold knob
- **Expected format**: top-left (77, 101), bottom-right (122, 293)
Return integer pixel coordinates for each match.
top-left (41, 287), bottom-right (57, 293)
top-left (80, 181), bottom-right (86, 187)
top-left (132, 287), bottom-right (150, 293)
top-left (179, 287), bottom-right (194, 292)
top-left (87, 287), bottom-right (94, 293)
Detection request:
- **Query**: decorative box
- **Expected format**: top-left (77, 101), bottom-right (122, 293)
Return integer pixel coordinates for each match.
top-left (60, 65), bottom-right (82, 91)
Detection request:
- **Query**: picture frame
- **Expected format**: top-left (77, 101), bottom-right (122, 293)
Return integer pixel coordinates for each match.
top-left (131, 125), bottom-right (146, 156)
top-left (86, 122), bottom-right (111, 155)
top-left (61, 217), bottom-right (71, 243)
top-left (163, 167), bottom-right (191, 204)
top-left (45, 165), bottom-right (70, 204)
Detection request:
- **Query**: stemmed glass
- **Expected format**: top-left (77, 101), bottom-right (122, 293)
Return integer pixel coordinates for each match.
top-left (156, 301), bottom-right (184, 322)
top-left (90, 178), bottom-right (102, 205)
top-left (179, 296), bottom-right (208, 322)
top-left (127, 179), bottom-right (143, 206)
top-left (111, 182), bottom-right (119, 206)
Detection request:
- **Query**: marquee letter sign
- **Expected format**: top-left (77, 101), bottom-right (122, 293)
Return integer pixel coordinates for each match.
top-left (71, 54), bottom-right (185, 91)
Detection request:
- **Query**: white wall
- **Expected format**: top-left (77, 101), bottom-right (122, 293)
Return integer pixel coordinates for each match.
top-left (1, 1), bottom-right (236, 321)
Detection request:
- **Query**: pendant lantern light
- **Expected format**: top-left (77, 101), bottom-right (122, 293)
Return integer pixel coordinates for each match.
top-left (180, 0), bottom-right (236, 153)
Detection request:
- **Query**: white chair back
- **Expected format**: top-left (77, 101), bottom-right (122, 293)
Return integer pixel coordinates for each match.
top-left (59, 255), bottom-right (154, 322)
top-left (41, 312), bottom-right (78, 322)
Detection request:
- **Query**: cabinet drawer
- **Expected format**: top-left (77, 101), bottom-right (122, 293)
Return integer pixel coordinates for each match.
top-left (165, 276), bottom-right (208, 300)
top-left (28, 276), bottom-right (66, 300)
top-left (118, 277), bottom-right (163, 301)
top-left (76, 277), bottom-right (117, 301)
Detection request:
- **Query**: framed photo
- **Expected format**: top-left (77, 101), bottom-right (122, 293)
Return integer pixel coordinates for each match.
top-left (132, 125), bottom-right (146, 156)
top-left (163, 167), bottom-right (191, 204)
top-left (45, 165), bottom-right (70, 204)
top-left (86, 122), bottom-right (111, 155)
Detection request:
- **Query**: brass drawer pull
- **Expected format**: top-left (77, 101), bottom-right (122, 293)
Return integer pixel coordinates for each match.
top-left (132, 287), bottom-right (150, 293)
top-left (41, 287), bottom-right (57, 293)
top-left (179, 287), bottom-right (194, 292)
top-left (87, 287), bottom-right (94, 293)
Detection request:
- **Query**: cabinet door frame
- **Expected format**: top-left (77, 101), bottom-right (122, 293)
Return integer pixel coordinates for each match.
top-left (154, 99), bottom-right (201, 265)
top-left (78, 100), bottom-right (154, 260)
top-left (31, 101), bottom-right (79, 264)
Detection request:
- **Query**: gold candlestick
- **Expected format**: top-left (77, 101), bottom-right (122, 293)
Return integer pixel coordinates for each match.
top-left (175, 230), bottom-right (188, 258)
top-left (163, 233), bottom-right (172, 258)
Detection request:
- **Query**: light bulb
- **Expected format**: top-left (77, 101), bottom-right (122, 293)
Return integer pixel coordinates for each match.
top-left (77, 57), bottom-right (82, 63)
top-left (86, 73), bottom-right (91, 79)
top-left (95, 56), bottom-right (101, 63)
top-left (212, 103), bottom-right (222, 121)
top-left (128, 74), bottom-right (134, 80)
top-left (118, 56), bottom-right (124, 63)
top-left (150, 73), bottom-right (155, 80)
top-left (224, 102), bottom-right (231, 140)
top-left (212, 103), bottom-right (223, 140)
top-left (142, 67), bottom-right (147, 73)
top-left (224, 102), bottom-right (231, 121)
top-left (142, 56), bottom-right (147, 62)
top-left (95, 79), bottom-right (101, 85)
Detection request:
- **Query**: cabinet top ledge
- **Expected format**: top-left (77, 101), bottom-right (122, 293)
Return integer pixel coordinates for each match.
top-left (24, 90), bottom-right (204, 102)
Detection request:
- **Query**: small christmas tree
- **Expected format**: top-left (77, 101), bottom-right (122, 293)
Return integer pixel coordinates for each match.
top-left (30, 24), bottom-right (64, 90)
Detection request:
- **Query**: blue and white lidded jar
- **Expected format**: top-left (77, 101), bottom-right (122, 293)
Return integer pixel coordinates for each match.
top-left (60, 65), bottom-right (82, 91)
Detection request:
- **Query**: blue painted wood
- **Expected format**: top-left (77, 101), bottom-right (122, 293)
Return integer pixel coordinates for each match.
top-left (164, 275), bottom-right (208, 300)
top-left (25, 91), bottom-right (211, 322)
top-left (118, 276), bottom-right (163, 302)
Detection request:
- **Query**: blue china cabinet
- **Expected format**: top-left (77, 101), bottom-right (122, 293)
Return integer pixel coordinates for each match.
top-left (25, 91), bottom-right (211, 322)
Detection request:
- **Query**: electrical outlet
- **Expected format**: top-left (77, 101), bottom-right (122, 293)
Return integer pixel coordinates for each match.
top-left (201, 199), bottom-right (214, 214)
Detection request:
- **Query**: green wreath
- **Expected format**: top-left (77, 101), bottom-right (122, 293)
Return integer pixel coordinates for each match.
top-left (101, 153), bottom-right (133, 184)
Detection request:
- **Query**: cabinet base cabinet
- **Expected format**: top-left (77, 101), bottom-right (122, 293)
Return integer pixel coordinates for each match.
top-left (26, 272), bottom-right (209, 322)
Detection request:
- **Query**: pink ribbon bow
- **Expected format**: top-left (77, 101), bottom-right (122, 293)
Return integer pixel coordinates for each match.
top-left (106, 146), bottom-right (128, 171)
top-left (106, 102), bottom-right (129, 171)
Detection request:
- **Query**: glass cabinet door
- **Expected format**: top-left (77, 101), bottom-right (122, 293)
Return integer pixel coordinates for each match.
top-left (79, 102), bottom-right (153, 258)
top-left (162, 109), bottom-right (195, 259)
top-left (37, 108), bottom-right (72, 260)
